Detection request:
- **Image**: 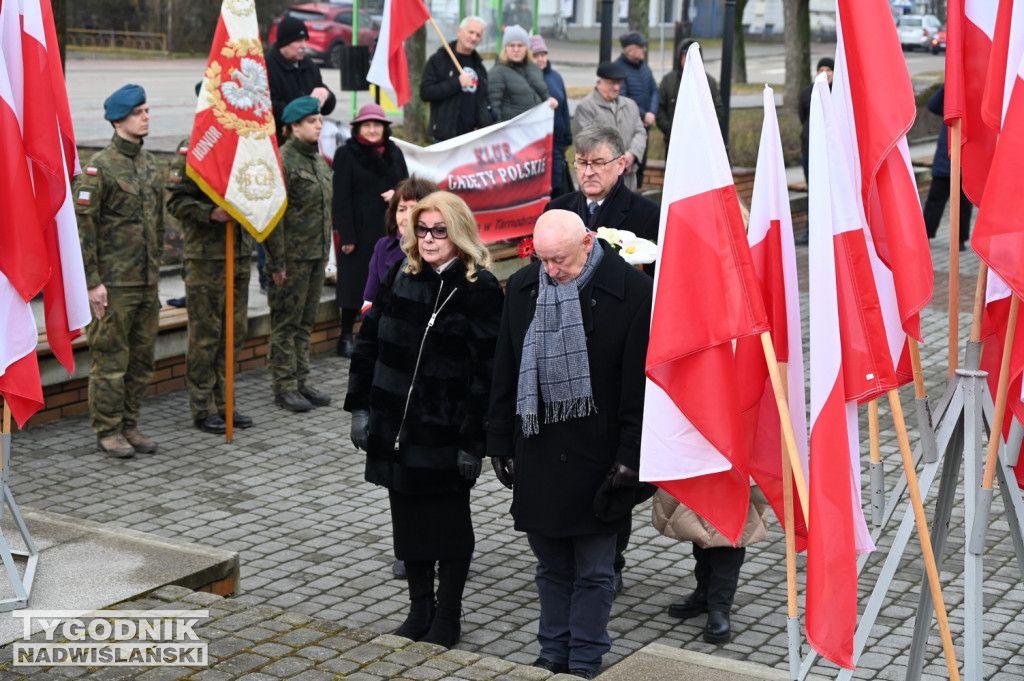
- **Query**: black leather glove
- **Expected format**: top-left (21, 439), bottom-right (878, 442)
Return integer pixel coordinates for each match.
top-left (350, 410), bottom-right (369, 451)
top-left (457, 450), bottom-right (482, 481)
top-left (492, 455), bottom-right (514, 489)
top-left (610, 462), bottom-right (640, 488)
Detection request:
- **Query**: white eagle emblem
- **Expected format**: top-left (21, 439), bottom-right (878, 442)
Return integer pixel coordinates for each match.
top-left (220, 58), bottom-right (271, 118)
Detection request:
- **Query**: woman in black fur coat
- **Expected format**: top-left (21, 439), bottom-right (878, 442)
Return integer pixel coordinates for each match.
top-left (344, 192), bottom-right (504, 648)
top-left (332, 103), bottom-right (409, 356)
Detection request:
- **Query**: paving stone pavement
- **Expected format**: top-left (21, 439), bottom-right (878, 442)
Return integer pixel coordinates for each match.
top-left (2, 214), bottom-right (1023, 680)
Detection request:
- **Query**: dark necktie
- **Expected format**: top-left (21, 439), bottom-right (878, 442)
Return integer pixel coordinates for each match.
top-left (587, 202), bottom-right (598, 227)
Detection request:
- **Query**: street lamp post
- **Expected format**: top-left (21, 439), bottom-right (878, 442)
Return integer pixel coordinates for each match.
top-left (599, 0), bottom-right (614, 63)
top-left (720, 0), bottom-right (736, 152)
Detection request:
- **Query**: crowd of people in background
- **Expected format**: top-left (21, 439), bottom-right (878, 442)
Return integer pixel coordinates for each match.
top-left (69, 16), bottom-right (957, 680)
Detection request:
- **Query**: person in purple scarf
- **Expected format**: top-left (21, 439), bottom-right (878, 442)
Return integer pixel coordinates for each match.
top-left (361, 177), bottom-right (440, 312)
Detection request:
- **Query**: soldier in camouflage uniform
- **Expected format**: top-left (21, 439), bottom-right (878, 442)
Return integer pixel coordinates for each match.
top-left (74, 84), bottom-right (164, 459)
top-left (166, 136), bottom-right (255, 434)
top-left (265, 96), bottom-right (333, 412)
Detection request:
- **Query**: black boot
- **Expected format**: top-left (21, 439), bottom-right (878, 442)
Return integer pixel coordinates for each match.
top-left (337, 333), bottom-right (355, 357)
top-left (421, 557), bottom-right (469, 648)
top-left (394, 561), bottom-right (435, 641)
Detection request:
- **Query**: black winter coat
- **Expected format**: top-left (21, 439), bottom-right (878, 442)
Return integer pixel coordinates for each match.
top-left (346, 259), bottom-right (505, 495)
top-left (266, 47), bottom-right (336, 144)
top-left (332, 137), bottom-right (409, 309)
top-left (420, 42), bottom-right (492, 141)
top-left (486, 241), bottom-right (653, 537)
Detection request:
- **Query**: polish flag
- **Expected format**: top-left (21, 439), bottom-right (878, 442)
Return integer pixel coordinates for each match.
top-left (979, 274), bottom-right (1024, 488)
top-left (366, 0), bottom-right (431, 107)
top-left (834, 0), bottom-right (933, 364)
top-left (735, 86), bottom-right (808, 550)
top-left (19, 0), bottom-right (90, 374)
top-left (945, 0), bottom-right (1000, 204)
top-left (980, 0), bottom-right (1020, 134)
top-left (639, 43), bottom-right (770, 547)
top-left (972, 5), bottom-right (1024, 302)
top-left (805, 74), bottom-right (867, 671)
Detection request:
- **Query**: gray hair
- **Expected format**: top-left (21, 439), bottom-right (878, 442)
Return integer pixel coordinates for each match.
top-left (574, 127), bottom-right (625, 158)
top-left (460, 15), bottom-right (486, 30)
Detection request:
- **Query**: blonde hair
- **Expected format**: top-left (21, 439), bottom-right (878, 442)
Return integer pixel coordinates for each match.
top-left (402, 192), bottom-right (491, 281)
top-left (499, 43), bottom-right (533, 65)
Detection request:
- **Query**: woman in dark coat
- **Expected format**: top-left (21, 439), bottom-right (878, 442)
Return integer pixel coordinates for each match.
top-left (345, 192), bottom-right (504, 649)
top-left (333, 103), bottom-right (409, 356)
top-left (487, 24), bottom-right (552, 122)
top-left (361, 176), bottom-right (439, 310)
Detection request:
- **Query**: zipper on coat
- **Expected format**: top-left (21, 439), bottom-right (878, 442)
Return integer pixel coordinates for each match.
top-left (394, 281), bottom-right (459, 451)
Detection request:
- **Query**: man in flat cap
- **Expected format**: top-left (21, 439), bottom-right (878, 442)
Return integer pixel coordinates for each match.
top-left (266, 16), bottom-right (336, 145)
top-left (615, 31), bottom-right (657, 188)
top-left (572, 62), bottom-right (646, 191)
top-left (74, 84), bottom-right (164, 459)
top-left (166, 82), bottom-right (255, 436)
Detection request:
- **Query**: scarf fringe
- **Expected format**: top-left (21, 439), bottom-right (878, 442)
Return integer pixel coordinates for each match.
top-left (545, 396), bottom-right (597, 424)
top-left (522, 413), bottom-right (540, 437)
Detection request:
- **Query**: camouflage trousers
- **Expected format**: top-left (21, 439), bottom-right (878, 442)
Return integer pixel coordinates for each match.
top-left (86, 285), bottom-right (159, 437)
top-left (185, 258), bottom-right (251, 420)
top-left (268, 259), bottom-right (325, 394)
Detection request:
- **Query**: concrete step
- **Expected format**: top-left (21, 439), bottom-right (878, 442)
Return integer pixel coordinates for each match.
top-left (597, 642), bottom-right (830, 680)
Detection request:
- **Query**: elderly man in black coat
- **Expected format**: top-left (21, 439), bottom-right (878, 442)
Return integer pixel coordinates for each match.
top-left (487, 210), bottom-right (652, 680)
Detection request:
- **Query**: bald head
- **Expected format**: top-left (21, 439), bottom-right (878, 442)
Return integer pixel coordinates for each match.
top-left (533, 210), bottom-right (594, 284)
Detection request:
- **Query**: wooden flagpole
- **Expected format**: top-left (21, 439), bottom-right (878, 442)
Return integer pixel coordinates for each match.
top-left (1, 401), bottom-right (9, 472)
top-left (948, 119), bottom-right (963, 378)
top-left (759, 332), bottom-right (809, 521)
top-left (886, 388), bottom-right (961, 680)
top-left (225, 222), bottom-right (235, 443)
top-left (971, 262), bottom-right (989, 344)
top-left (980, 294), bottom-right (1020, 493)
top-left (428, 18), bottom-right (465, 74)
top-left (778, 364), bottom-right (802, 680)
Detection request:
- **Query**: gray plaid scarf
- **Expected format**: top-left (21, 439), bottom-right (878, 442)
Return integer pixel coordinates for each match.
top-left (517, 241), bottom-right (604, 436)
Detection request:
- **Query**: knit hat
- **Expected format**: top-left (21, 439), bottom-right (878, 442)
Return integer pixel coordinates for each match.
top-left (528, 35), bottom-right (548, 55)
top-left (816, 56), bottom-right (835, 72)
top-left (503, 24), bottom-right (530, 48)
top-left (276, 16), bottom-right (309, 47)
top-left (619, 30), bottom-right (648, 48)
top-left (281, 96), bottom-right (321, 124)
top-left (103, 84), bottom-right (146, 121)
top-left (351, 103), bottom-right (389, 125)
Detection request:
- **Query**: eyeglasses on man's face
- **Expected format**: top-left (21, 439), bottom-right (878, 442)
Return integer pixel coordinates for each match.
top-left (573, 155), bottom-right (622, 172)
top-left (415, 224), bottom-right (449, 239)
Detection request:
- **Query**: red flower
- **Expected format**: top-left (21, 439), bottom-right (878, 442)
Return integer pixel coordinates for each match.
top-left (516, 237), bottom-right (534, 259)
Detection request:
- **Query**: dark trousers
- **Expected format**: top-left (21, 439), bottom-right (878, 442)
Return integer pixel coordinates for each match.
top-left (527, 532), bottom-right (616, 672)
top-left (693, 544), bottom-right (746, 612)
top-left (923, 176), bottom-right (973, 243)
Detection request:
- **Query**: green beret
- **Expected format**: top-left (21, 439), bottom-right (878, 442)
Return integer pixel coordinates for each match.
top-left (281, 96), bottom-right (320, 124)
top-left (104, 84), bottom-right (146, 121)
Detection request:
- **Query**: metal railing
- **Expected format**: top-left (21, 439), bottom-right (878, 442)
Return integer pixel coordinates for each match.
top-left (67, 28), bottom-right (168, 53)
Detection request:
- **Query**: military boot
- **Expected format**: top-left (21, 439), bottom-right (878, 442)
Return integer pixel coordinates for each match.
top-left (122, 426), bottom-right (157, 454)
top-left (97, 433), bottom-right (136, 459)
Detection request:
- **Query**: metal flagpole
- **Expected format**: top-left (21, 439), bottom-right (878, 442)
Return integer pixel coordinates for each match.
top-left (0, 402), bottom-right (39, 611)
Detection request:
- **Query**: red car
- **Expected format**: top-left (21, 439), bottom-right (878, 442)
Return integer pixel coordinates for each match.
top-left (931, 29), bottom-right (946, 54)
top-left (268, 3), bottom-right (379, 69)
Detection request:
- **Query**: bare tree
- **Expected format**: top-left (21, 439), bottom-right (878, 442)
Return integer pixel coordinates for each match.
top-left (628, 0), bottom-right (650, 41)
top-left (731, 0), bottom-right (749, 83)
top-left (403, 25), bottom-right (429, 144)
top-left (53, 0), bottom-right (67, 68)
top-left (783, 0), bottom-right (810, 112)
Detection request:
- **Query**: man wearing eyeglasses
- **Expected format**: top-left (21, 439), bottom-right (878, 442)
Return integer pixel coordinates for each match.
top-left (545, 126), bottom-right (659, 254)
top-left (571, 62), bottom-right (647, 190)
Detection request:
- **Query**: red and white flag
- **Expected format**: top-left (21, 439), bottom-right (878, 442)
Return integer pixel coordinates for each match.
top-left (972, 1), bottom-right (1024, 304)
top-left (735, 86), bottom-right (808, 550)
top-left (945, 0), bottom-right (1000, 204)
top-left (979, 273), bottom-right (1024, 488)
top-left (188, 0), bottom-right (286, 242)
top-left (366, 0), bottom-right (431, 107)
top-left (806, 74), bottom-right (868, 671)
top-left (834, 0), bottom-right (933, 360)
top-left (0, 0), bottom-right (89, 425)
top-left (980, 0), bottom-right (1019, 134)
top-left (639, 43), bottom-right (770, 547)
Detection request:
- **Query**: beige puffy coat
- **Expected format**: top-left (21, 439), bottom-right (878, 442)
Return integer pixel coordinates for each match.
top-left (651, 486), bottom-right (771, 549)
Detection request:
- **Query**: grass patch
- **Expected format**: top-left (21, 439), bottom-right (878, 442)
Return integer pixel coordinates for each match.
top-left (645, 108), bottom-right (802, 168)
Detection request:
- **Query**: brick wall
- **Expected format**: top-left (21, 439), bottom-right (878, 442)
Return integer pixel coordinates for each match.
top-left (25, 312), bottom-right (340, 428)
